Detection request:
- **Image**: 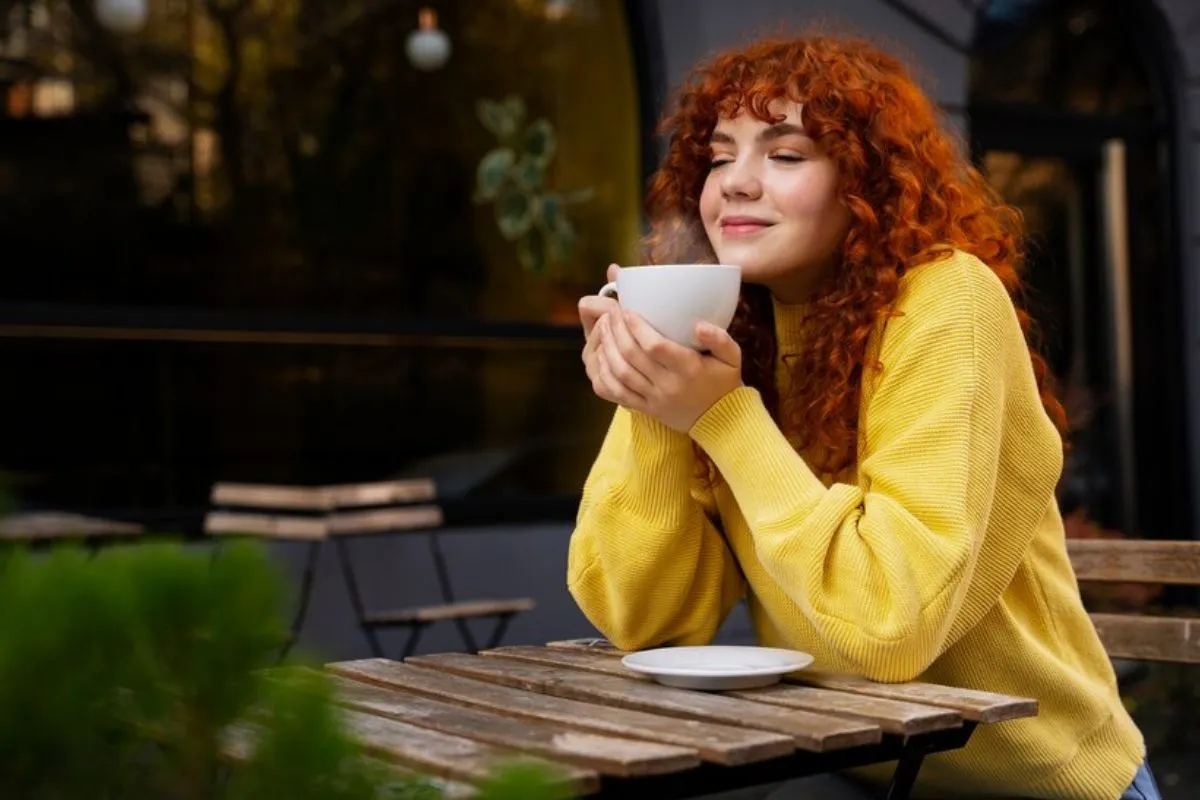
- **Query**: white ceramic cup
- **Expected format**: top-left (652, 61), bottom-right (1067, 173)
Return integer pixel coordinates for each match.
top-left (598, 264), bottom-right (741, 349)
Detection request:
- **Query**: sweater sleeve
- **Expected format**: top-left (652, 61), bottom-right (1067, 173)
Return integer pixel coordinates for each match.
top-left (567, 407), bottom-right (745, 651)
top-left (689, 256), bottom-right (1060, 682)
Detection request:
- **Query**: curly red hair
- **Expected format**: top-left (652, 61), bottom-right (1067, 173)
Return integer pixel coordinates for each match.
top-left (644, 34), bottom-right (1067, 475)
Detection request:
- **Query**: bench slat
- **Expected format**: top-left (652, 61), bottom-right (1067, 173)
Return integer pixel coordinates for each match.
top-left (325, 479), bottom-right (437, 508)
top-left (1089, 613), bottom-right (1200, 664)
top-left (327, 506), bottom-right (444, 535)
top-left (203, 511), bottom-right (327, 540)
top-left (210, 483), bottom-right (331, 511)
top-left (365, 599), bottom-right (535, 625)
top-left (1067, 539), bottom-right (1200, 586)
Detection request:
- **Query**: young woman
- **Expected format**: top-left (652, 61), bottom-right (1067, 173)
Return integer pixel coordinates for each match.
top-left (569, 35), bottom-right (1159, 800)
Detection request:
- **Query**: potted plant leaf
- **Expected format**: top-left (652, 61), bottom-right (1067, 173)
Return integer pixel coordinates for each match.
top-left (0, 535), bottom-right (568, 799)
top-left (473, 95), bottom-right (594, 277)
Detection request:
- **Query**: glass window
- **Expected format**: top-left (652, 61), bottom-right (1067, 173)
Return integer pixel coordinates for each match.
top-left (0, 0), bottom-right (645, 520)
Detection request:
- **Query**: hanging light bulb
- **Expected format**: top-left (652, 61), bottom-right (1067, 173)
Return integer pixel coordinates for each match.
top-left (95, 0), bottom-right (149, 34)
top-left (405, 8), bottom-right (451, 72)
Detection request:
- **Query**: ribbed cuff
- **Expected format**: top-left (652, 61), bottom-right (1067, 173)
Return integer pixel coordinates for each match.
top-left (688, 387), bottom-right (827, 520)
top-left (609, 409), bottom-right (696, 530)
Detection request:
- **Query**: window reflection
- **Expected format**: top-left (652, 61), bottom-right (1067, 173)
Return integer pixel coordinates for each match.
top-left (0, 0), bottom-right (642, 520)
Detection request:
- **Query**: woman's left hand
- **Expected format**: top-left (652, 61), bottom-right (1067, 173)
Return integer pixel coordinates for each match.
top-left (595, 308), bottom-right (743, 432)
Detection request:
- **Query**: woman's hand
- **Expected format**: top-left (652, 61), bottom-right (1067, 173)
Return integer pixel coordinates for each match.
top-left (588, 307), bottom-right (743, 432)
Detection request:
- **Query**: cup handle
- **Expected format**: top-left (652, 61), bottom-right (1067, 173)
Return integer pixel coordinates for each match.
top-left (598, 281), bottom-right (618, 298)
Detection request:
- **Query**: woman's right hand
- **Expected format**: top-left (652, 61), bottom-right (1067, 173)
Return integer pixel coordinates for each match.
top-left (580, 265), bottom-right (620, 396)
top-left (579, 264), bottom-right (619, 339)
top-left (580, 264), bottom-right (661, 409)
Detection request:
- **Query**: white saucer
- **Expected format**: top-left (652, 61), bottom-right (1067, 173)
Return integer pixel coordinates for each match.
top-left (621, 645), bottom-right (814, 691)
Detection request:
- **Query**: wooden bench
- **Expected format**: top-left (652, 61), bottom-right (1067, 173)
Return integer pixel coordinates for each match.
top-left (205, 480), bottom-right (535, 659)
top-left (1066, 538), bottom-right (1200, 665)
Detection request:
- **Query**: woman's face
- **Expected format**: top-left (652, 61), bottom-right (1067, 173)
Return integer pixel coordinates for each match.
top-left (699, 100), bottom-right (851, 302)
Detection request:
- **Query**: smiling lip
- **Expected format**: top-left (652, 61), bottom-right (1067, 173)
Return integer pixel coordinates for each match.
top-left (720, 216), bottom-right (773, 238)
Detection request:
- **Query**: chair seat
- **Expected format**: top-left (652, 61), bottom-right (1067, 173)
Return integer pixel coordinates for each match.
top-left (364, 598), bottom-right (535, 626)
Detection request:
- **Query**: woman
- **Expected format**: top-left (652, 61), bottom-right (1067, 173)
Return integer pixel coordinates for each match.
top-left (568, 35), bottom-right (1160, 800)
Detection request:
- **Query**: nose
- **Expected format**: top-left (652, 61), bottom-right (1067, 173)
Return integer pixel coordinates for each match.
top-left (720, 155), bottom-right (762, 200)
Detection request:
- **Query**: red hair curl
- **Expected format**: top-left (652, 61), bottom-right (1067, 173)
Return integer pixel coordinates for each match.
top-left (644, 34), bottom-right (1067, 475)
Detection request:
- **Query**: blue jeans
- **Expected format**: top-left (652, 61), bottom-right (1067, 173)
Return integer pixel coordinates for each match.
top-left (1121, 763), bottom-right (1162, 800)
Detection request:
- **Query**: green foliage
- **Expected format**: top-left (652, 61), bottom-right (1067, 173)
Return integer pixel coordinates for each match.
top-left (474, 95), bottom-right (595, 275)
top-left (473, 762), bottom-right (575, 800)
top-left (0, 539), bottom-right (572, 799)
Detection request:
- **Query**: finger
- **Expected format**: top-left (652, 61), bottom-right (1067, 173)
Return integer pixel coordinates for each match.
top-left (596, 349), bottom-right (646, 408)
top-left (579, 295), bottom-right (619, 338)
top-left (601, 314), bottom-right (656, 397)
top-left (623, 310), bottom-right (695, 370)
top-left (606, 263), bottom-right (619, 283)
top-left (582, 313), bottom-right (605, 363)
top-left (695, 322), bottom-right (741, 368)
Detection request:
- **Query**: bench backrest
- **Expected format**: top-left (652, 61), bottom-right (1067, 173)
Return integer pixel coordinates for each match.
top-left (1066, 538), bottom-right (1200, 665)
top-left (204, 479), bottom-right (441, 540)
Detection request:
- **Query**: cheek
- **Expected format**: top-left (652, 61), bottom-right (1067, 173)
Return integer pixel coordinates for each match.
top-left (774, 169), bottom-right (840, 221)
top-left (699, 176), bottom-right (721, 226)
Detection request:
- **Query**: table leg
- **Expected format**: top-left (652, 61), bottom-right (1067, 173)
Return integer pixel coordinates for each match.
top-left (883, 745), bottom-right (926, 800)
top-left (589, 722), bottom-right (977, 799)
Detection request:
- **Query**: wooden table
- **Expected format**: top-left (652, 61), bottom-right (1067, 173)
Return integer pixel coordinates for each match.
top-left (0, 511), bottom-right (143, 546)
top-left (326, 638), bottom-right (1038, 799)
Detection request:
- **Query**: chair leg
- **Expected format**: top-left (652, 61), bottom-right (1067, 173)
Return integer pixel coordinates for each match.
top-left (279, 540), bottom-right (323, 660)
top-left (484, 612), bottom-right (517, 650)
top-left (452, 616), bottom-right (480, 653)
top-left (334, 537), bottom-right (386, 657)
top-left (400, 622), bottom-right (430, 659)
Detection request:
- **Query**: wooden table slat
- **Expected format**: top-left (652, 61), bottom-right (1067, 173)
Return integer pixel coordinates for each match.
top-left (340, 707), bottom-right (598, 794)
top-left (794, 672), bottom-right (1038, 724)
top-left (329, 658), bottom-right (795, 766)
top-left (223, 722), bottom-right (478, 799)
top-left (483, 645), bottom-right (644, 678)
top-left (544, 639), bottom-right (1038, 724)
top-left (333, 675), bottom-right (701, 777)
top-left (486, 646), bottom-right (962, 737)
top-left (729, 684), bottom-right (961, 736)
top-left (406, 653), bottom-right (880, 752)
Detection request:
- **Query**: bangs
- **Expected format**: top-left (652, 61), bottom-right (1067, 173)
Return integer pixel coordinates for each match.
top-left (703, 65), bottom-right (817, 133)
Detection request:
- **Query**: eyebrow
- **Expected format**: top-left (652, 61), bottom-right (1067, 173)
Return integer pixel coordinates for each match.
top-left (710, 122), bottom-right (809, 145)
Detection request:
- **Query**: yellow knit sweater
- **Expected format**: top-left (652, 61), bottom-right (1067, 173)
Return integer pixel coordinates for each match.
top-left (567, 250), bottom-right (1144, 799)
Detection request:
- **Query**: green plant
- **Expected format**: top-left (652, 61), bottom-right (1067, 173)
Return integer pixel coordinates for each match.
top-left (473, 95), bottom-right (594, 275)
top-left (0, 539), bottom-right (570, 799)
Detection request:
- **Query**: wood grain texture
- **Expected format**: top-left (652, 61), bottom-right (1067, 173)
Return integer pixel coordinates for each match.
top-left (1089, 613), bottom-right (1200, 664)
top-left (486, 646), bottom-right (960, 736)
top-left (543, 639), bottom-right (1037, 724)
top-left (329, 659), bottom-right (795, 765)
top-left (1068, 539), bottom-right (1200, 586)
top-left (340, 708), bottom-right (597, 793)
top-left (406, 653), bottom-right (880, 752)
top-left (333, 676), bottom-right (699, 776)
